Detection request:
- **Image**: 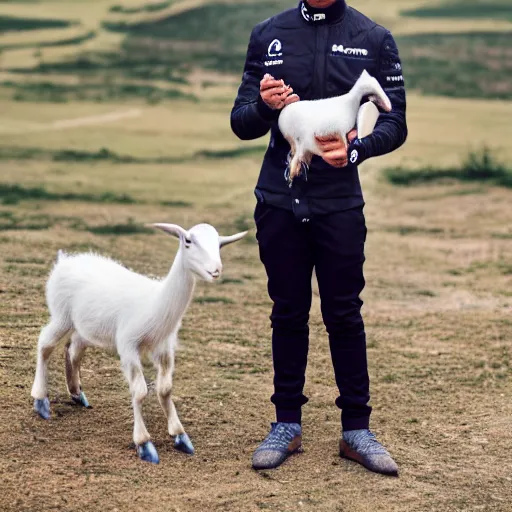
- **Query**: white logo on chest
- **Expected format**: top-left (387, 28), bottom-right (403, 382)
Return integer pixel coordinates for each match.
top-left (265, 39), bottom-right (284, 66)
top-left (268, 39), bottom-right (283, 57)
top-left (350, 149), bottom-right (359, 164)
top-left (332, 44), bottom-right (369, 57)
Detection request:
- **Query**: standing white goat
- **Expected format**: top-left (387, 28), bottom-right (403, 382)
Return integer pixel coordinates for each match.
top-left (278, 69), bottom-right (392, 183)
top-left (31, 223), bottom-right (246, 464)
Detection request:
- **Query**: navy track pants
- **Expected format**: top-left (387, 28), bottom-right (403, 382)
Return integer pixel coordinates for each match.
top-left (255, 202), bottom-right (371, 431)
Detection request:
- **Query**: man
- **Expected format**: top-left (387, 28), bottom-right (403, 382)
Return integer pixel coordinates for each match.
top-left (231, 0), bottom-right (407, 475)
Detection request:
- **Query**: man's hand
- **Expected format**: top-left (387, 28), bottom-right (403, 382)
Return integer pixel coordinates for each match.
top-left (315, 129), bottom-right (358, 168)
top-left (260, 73), bottom-right (300, 110)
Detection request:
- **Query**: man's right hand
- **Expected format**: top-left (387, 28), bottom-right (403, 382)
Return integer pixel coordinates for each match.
top-left (260, 73), bottom-right (300, 110)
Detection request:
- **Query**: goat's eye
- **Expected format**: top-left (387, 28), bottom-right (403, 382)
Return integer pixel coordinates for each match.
top-left (184, 238), bottom-right (192, 247)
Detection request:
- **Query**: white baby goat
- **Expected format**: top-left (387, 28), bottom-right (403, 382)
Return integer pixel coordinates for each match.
top-left (278, 69), bottom-right (392, 183)
top-left (31, 223), bottom-right (246, 464)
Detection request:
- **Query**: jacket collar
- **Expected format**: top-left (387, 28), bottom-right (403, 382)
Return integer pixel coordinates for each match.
top-left (299, 0), bottom-right (346, 25)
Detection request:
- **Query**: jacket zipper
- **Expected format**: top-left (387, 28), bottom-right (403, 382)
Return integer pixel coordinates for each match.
top-left (312, 24), bottom-right (328, 100)
top-left (310, 25), bottom-right (320, 99)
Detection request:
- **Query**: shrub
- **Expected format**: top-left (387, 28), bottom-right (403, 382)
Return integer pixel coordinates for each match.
top-left (385, 148), bottom-right (512, 188)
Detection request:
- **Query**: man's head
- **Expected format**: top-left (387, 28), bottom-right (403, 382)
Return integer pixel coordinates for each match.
top-left (306, 0), bottom-right (338, 8)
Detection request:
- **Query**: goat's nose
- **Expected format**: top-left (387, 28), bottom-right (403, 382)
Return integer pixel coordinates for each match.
top-left (208, 264), bottom-right (222, 279)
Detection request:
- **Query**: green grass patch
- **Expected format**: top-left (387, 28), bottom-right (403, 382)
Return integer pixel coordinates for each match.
top-left (492, 232), bottom-right (512, 240)
top-left (86, 219), bottom-right (154, 236)
top-left (382, 374), bottom-right (399, 383)
top-left (384, 226), bottom-right (444, 236)
top-left (8, 52), bottom-right (188, 85)
top-left (196, 147), bottom-right (266, 159)
top-left (1, 80), bottom-right (195, 104)
top-left (0, 144), bottom-right (266, 165)
top-left (159, 200), bottom-right (193, 208)
top-left (220, 278), bottom-right (244, 285)
top-left (0, 16), bottom-right (74, 33)
top-left (194, 296), bottom-right (235, 305)
top-left (109, 1), bottom-right (174, 14)
top-left (385, 149), bottom-right (512, 188)
top-left (415, 290), bottom-right (437, 297)
top-left (0, 31), bottom-right (96, 51)
top-left (0, 183), bottom-right (136, 205)
top-left (402, 1), bottom-right (512, 22)
top-left (4, 256), bottom-right (46, 264)
top-left (0, 212), bottom-right (53, 231)
top-left (396, 31), bottom-right (512, 100)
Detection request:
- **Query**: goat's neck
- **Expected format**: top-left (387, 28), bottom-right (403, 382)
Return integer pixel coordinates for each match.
top-left (151, 247), bottom-right (196, 334)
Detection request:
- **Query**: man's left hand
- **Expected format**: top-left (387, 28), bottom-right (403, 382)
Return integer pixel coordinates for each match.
top-left (315, 129), bottom-right (358, 168)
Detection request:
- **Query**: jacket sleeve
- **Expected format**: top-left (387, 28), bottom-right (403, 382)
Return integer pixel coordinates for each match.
top-left (231, 26), bottom-right (280, 141)
top-left (361, 32), bottom-right (408, 158)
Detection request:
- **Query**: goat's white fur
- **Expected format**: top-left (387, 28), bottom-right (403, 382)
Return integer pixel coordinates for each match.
top-left (31, 223), bottom-right (246, 448)
top-left (278, 69), bottom-right (392, 182)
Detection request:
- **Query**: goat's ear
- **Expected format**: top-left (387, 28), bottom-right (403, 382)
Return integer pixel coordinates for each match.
top-left (150, 223), bottom-right (188, 240)
top-left (219, 231), bottom-right (247, 248)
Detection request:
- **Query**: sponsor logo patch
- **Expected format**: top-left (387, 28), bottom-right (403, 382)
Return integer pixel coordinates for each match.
top-left (332, 44), bottom-right (369, 57)
top-left (265, 39), bottom-right (284, 67)
top-left (268, 39), bottom-right (283, 58)
top-left (301, 3), bottom-right (326, 22)
top-left (264, 60), bottom-right (283, 67)
top-left (301, 3), bottom-right (311, 21)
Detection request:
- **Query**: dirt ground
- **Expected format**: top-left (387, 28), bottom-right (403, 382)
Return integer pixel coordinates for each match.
top-left (1, 99), bottom-right (511, 512)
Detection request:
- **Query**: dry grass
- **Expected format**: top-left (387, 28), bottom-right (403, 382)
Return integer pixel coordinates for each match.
top-left (0, 1), bottom-right (511, 511)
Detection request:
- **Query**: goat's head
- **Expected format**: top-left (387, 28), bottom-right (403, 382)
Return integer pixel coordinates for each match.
top-left (151, 223), bottom-right (247, 282)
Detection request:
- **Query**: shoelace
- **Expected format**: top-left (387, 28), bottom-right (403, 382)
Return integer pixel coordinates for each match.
top-left (345, 430), bottom-right (389, 456)
top-left (257, 423), bottom-right (300, 452)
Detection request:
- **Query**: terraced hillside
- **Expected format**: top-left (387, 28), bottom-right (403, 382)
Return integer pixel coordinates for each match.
top-left (0, 1), bottom-right (511, 511)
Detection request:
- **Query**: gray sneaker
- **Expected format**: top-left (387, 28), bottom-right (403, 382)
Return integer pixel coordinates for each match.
top-left (252, 422), bottom-right (302, 470)
top-left (340, 429), bottom-right (398, 476)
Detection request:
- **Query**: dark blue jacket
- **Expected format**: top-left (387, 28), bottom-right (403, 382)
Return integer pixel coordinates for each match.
top-left (231, 0), bottom-right (407, 219)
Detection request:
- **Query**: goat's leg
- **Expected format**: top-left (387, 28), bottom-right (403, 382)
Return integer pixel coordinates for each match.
top-left (120, 352), bottom-right (159, 464)
top-left (65, 333), bottom-right (90, 408)
top-left (31, 320), bottom-right (72, 419)
top-left (155, 349), bottom-right (194, 455)
top-left (285, 137), bottom-right (297, 168)
top-left (289, 150), bottom-right (304, 183)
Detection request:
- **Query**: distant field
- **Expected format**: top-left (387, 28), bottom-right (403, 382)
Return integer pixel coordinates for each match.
top-left (0, 15), bottom-right (75, 32)
top-left (1, 1), bottom-right (511, 102)
top-left (403, 0), bottom-right (512, 22)
top-left (396, 31), bottom-right (512, 100)
top-left (106, 2), bottom-right (293, 74)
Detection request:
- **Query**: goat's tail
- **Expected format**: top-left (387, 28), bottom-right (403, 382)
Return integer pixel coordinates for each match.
top-left (357, 70), bottom-right (392, 113)
top-left (56, 249), bottom-right (66, 263)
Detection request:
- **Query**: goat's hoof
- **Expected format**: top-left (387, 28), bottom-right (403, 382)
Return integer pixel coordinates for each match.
top-left (34, 397), bottom-right (50, 420)
top-left (137, 441), bottom-right (160, 464)
top-left (71, 391), bottom-right (90, 408)
top-left (174, 433), bottom-right (194, 455)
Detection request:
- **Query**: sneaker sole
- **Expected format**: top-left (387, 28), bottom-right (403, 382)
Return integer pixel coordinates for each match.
top-left (339, 440), bottom-right (399, 477)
